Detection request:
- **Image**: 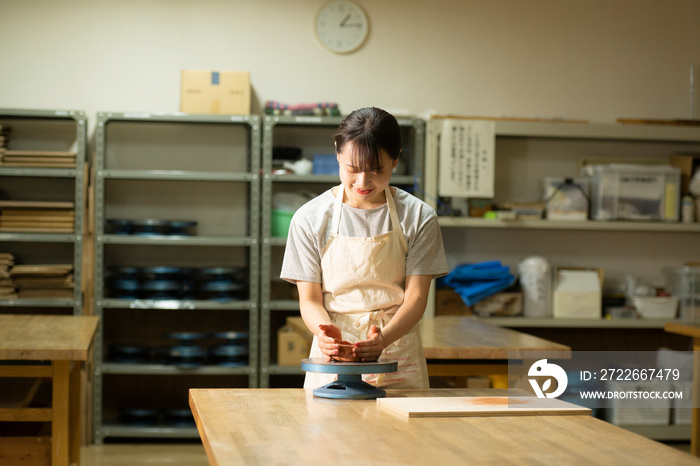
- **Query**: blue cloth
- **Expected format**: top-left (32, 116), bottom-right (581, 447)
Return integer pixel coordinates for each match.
top-left (439, 261), bottom-right (515, 306)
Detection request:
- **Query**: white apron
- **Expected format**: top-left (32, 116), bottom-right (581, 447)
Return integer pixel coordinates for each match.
top-left (304, 186), bottom-right (429, 389)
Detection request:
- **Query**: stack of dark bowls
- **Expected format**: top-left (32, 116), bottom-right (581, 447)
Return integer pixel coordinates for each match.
top-left (108, 266), bottom-right (247, 301)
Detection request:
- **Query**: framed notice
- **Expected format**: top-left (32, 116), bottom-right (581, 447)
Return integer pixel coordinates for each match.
top-left (438, 119), bottom-right (495, 197)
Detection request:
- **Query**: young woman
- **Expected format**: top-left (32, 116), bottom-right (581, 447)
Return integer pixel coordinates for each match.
top-left (280, 107), bottom-right (448, 389)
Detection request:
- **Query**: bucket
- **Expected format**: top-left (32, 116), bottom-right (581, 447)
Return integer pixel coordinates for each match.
top-left (271, 209), bottom-right (294, 237)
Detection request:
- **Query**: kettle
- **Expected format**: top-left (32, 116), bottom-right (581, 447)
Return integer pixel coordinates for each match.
top-left (283, 158), bottom-right (313, 175)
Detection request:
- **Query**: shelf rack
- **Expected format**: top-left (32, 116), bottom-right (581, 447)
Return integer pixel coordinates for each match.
top-left (0, 108), bottom-right (87, 315)
top-left (424, 118), bottom-right (700, 317)
top-left (424, 118), bottom-right (700, 442)
top-left (92, 111), bottom-right (260, 442)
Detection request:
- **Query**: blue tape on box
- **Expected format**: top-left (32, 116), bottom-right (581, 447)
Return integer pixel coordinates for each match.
top-left (211, 71), bottom-right (220, 85)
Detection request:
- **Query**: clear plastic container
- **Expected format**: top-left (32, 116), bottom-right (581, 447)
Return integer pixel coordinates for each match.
top-left (582, 164), bottom-right (680, 221)
top-left (518, 256), bottom-right (552, 317)
top-left (665, 266), bottom-right (700, 320)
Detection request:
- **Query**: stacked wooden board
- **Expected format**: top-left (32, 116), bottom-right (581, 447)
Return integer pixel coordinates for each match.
top-left (0, 253), bottom-right (16, 299)
top-left (0, 124), bottom-right (76, 168)
top-left (10, 264), bottom-right (74, 299)
top-left (376, 396), bottom-right (591, 418)
top-left (0, 125), bottom-right (8, 153)
top-left (0, 150), bottom-right (77, 168)
top-left (0, 200), bottom-right (75, 233)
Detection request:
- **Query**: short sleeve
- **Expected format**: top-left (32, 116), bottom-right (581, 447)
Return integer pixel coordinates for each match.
top-left (405, 213), bottom-right (449, 279)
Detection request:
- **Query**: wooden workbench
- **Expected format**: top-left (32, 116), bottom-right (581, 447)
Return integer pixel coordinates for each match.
top-left (0, 314), bottom-right (99, 466)
top-left (190, 388), bottom-right (697, 465)
top-left (420, 316), bottom-right (570, 381)
top-left (665, 321), bottom-right (700, 457)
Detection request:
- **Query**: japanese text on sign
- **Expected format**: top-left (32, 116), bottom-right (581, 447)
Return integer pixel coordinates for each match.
top-left (438, 119), bottom-right (495, 197)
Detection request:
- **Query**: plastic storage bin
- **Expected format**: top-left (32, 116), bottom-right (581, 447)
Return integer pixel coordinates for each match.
top-left (672, 381), bottom-right (693, 425)
top-left (605, 380), bottom-right (671, 425)
top-left (313, 154), bottom-right (339, 175)
top-left (582, 164), bottom-right (681, 221)
top-left (666, 266), bottom-right (700, 320)
top-left (271, 209), bottom-right (294, 237)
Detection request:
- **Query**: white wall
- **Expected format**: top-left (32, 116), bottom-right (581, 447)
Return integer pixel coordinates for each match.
top-left (2, 0), bottom-right (700, 124)
top-left (3, 0), bottom-right (699, 291)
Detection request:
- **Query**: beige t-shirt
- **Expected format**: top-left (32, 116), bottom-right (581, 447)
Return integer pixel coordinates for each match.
top-left (280, 187), bottom-right (449, 284)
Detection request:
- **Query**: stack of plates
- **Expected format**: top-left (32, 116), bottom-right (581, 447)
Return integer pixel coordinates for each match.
top-left (106, 219), bottom-right (197, 236)
top-left (107, 331), bottom-right (249, 368)
top-left (196, 267), bottom-right (248, 301)
top-left (108, 266), bottom-right (211, 300)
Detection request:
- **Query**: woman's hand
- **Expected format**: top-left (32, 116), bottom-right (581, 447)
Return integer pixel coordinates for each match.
top-left (353, 324), bottom-right (384, 362)
top-left (317, 323), bottom-right (342, 361)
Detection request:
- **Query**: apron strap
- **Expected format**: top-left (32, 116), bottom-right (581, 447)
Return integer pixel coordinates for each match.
top-left (385, 187), bottom-right (401, 232)
top-left (330, 185), bottom-right (344, 235)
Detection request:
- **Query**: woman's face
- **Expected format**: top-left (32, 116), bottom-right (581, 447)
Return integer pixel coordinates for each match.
top-left (337, 142), bottom-right (398, 209)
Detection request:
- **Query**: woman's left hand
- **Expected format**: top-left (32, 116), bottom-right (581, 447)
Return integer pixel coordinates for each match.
top-left (353, 324), bottom-right (384, 361)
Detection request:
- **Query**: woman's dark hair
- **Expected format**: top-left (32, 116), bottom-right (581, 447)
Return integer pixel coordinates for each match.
top-left (333, 107), bottom-right (402, 173)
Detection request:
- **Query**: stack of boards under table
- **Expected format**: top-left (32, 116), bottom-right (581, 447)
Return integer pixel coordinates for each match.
top-left (0, 253), bottom-right (15, 299)
top-left (0, 261), bottom-right (74, 299)
top-left (0, 200), bottom-right (75, 233)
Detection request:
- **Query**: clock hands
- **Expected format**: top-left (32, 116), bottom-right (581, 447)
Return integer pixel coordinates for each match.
top-left (339, 14), bottom-right (362, 27)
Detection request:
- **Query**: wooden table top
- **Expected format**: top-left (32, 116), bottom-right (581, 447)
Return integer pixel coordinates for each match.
top-left (190, 388), bottom-right (697, 465)
top-left (420, 316), bottom-right (571, 359)
top-left (665, 321), bottom-right (700, 339)
top-left (0, 314), bottom-right (99, 361)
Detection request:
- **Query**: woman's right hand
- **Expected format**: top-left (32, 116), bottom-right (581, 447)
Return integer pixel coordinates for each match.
top-left (317, 323), bottom-right (342, 361)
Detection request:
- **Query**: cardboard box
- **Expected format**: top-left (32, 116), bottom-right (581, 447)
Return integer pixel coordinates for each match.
top-left (669, 154), bottom-right (700, 195)
top-left (277, 316), bottom-right (313, 367)
top-left (435, 288), bottom-right (473, 316)
top-left (553, 268), bottom-right (603, 319)
top-left (180, 70), bottom-right (251, 115)
top-left (435, 288), bottom-right (522, 317)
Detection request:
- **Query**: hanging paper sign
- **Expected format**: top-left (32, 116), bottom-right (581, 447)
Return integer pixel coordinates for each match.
top-left (438, 119), bottom-right (495, 197)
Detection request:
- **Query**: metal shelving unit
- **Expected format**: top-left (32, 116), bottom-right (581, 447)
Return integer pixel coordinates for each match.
top-left (0, 108), bottom-right (87, 315)
top-left (425, 118), bottom-right (700, 229)
top-left (424, 118), bottom-right (700, 318)
top-left (258, 114), bottom-right (425, 387)
top-left (425, 118), bottom-right (700, 441)
top-left (92, 112), bottom-right (260, 442)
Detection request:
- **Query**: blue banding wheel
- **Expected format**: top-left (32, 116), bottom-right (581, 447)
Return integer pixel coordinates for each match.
top-left (301, 358), bottom-right (398, 400)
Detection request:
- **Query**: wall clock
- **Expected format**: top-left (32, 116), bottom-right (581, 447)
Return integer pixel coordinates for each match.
top-left (315, 1), bottom-right (369, 54)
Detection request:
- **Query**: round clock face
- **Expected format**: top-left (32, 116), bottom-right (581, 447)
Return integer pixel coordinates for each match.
top-left (315, 1), bottom-right (369, 54)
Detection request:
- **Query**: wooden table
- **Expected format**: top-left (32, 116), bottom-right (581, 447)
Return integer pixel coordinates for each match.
top-left (420, 316), bottom-right (571, 382)
top-left (190, 388), bottom-right (698, 465)
top-left (0, 314), bottom-right (99, 466)
top-left (665, 321), bottom-right (700, 457)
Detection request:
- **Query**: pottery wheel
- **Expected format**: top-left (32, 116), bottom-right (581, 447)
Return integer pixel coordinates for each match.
top-left (301, 357), bottom-right (398, 400)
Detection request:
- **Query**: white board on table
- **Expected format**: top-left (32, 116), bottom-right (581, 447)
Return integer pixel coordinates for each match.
top-left (376, 396), bottom-right (591, 418)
